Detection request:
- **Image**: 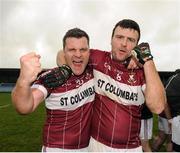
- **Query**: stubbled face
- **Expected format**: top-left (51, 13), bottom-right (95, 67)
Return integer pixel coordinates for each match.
top-left (111, 26), bottom-right (139, 62)
top-left (64, 37), bottom-right (89, 75)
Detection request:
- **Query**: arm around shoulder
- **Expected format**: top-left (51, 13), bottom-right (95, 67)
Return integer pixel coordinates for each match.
top-left (56, 50), bottom-right (66, 66)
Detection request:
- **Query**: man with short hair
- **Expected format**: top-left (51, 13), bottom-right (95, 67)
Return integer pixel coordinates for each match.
top-left (88, 19), bottom-right (165, 152)
top-left (11, 28), bottom-right (95, 152)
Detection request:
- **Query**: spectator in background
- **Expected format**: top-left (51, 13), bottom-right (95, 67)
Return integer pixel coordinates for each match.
top-left (165, 69), bottom-right (180, 152)
top-left (140, 103), bottom-right (153, 152)
top-left (152, 72), bottom-right (176, 152)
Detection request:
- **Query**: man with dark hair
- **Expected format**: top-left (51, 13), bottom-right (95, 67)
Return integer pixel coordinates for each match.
top-left (57, 19), bottom-right (166, 151)
top-left (111, 19), bottom-right (141, 42)
top-left (88, 19), bottom-right (165, 151)
top-left (11, 28), bottom-right (95, 151)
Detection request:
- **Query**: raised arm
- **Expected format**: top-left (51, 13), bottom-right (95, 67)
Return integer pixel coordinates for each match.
top-left (11, 52), bottom-right (44, 114)
top-left (133, 43), bottom-right (166, 114)
top-left (143, 60), bottom-right (166, 114)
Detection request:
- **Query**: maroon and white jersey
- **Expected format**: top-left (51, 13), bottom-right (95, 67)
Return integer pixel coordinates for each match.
top-left (32, 67), bottom-right (95, 149)
top-left (89, 49), bottom-right (145, 149)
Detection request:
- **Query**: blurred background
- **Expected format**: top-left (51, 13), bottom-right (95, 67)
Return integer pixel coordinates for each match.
top-left (1, 0), bottom-right (180, 71)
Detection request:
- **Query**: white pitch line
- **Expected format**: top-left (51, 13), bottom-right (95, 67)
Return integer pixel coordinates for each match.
top-left (0, 104), bottom-right (11, 108)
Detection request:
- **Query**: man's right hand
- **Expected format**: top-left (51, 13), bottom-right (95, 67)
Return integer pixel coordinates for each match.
top-left (19, 52), bottom-right (42, 86)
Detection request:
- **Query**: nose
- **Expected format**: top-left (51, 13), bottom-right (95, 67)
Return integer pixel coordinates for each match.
top-left (74, 50), bottom-right (82, 57)
top-left (122, 38), bottom-right (127, 47)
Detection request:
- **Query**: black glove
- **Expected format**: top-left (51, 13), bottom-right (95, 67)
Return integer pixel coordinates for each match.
top-left (40, 65), bottom-right (72, 89)
top-left (132, 42), bottom-right (153, 65)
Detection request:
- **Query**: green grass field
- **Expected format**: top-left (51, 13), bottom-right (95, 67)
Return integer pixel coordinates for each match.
top-left (0, 93), bottom-right (45, 152)
top-left (0, 93), bottom-right (166, 151)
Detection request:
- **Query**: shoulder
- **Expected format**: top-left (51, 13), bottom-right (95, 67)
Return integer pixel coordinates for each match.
top-left (89, 49), bottom-right (110, 66)
top-left (90, 49), bottom-right (110, 56)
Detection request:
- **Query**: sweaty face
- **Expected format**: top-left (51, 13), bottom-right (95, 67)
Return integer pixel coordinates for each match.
top-left (111, 26), bottom-right (139, 62)
top-left (64, 37), bottom-right (89, 76)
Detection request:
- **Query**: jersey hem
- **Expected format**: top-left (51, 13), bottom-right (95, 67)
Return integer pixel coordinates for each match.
top-left (91, 135), bottom-right (140, 149)
top-left (43, 143), bottom-right (89, 149)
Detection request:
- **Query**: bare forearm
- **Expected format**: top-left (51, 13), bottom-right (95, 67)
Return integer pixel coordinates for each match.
top-left (11, 52), bottom-right (44, 114)
top-left (11, 78), bottom-right (34, 114)
top-left (144, 60), bottom-right (166, 114)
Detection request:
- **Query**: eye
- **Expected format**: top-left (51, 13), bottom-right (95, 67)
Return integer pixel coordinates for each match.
top-left (128, 38), bottom-right (136, 43)
top-left (68, 48), bottom-right (76, 52)
top-left (115, 35), bottom-right (123, 39)
top-left (80, 48), bottom-right (88, 52)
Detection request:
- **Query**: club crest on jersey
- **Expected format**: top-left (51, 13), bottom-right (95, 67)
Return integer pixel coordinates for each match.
top-left (104, 62), bottom-right (111, 71)
top-left (128, 73), bottom-right (137, 84)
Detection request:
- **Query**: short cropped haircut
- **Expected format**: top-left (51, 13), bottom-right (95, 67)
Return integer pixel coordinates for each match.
top-left (111, 19), bottom-right (141, 42)
top-left (63, 28), bottom-right (89, 49)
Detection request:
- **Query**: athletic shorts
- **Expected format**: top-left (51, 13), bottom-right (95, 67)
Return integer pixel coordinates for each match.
top-left (140, 118), bottom-right (153, 140)
top-left (42, 146), bottom-right (88, 152)
top-left (88, 137), bottom-right (143, 152)
top-left (158, 116), bottom-right (171, 134)
top-left (172, 115), bottom-right (180, 145)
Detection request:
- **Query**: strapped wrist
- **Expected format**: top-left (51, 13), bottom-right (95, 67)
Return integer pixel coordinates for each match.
top-left (144, 54), bottom-right (153, 63)
top-left (133, 46), bottom-right (153, 65)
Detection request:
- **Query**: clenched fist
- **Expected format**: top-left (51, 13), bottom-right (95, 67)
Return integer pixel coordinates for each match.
top-left (131, 42), bottom-right (153, 65)
top-left (19, 52), bottom-right (42, 86)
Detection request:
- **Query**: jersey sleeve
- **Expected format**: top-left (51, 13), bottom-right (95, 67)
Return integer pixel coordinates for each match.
top-left (31, 70), bottom-right (53, 99)
top-left (165, 73), bottom-right (180, 117)
top-left (31, 83), bottom-right (48, 100)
